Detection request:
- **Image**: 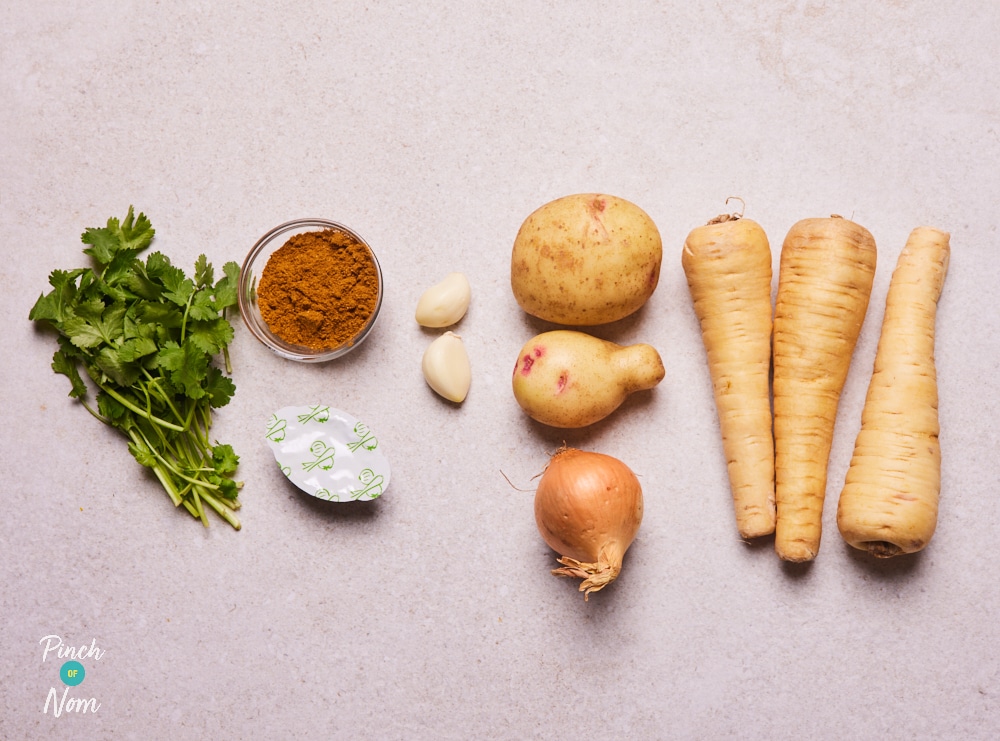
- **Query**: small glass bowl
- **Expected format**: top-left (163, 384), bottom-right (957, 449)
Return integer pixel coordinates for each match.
top-left (238, 218), bottom-right (383, 363)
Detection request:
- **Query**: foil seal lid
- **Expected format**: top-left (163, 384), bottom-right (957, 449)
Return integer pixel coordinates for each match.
top-left (264, 405), bottom-right (389, 502)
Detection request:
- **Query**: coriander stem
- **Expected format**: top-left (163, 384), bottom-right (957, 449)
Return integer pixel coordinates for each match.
top-left (81, 400), bottom-right (110, 426)
top-left (191, 488), bottom-right (210, 527)
top-left (222, 307), bottom-right (233, 374)
top-left (128, 430), bottom-right (184, 508)
top-left (133, 426), bottom-right (222, 491)
top-left (180, 292), bottom-right (194, 343)
top-left (143, 375), bottom-right (187, 427)
top-left (200, 488), bottom-right (241, 530)
top-left (177, 427), bottom-right (208, 472)
top-left (189, 402), bottom-right (211, 453)
top-left (103, 385), bottom-right (185, 431)
top-left (152, 466), bottom-right (183, 507)
top-left (185, 400), bottom-right (199, 433)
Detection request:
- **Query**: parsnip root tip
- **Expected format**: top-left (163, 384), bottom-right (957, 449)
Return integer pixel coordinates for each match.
top-left (777, 541), bottom-right (819, 564)
top-left (738, 522), bottom-right (777, 541)
top-left (866, 542), bottom-right (905, 559)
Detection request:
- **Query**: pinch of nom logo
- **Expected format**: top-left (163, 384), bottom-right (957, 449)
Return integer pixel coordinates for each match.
top-left (39, 634), bottom-right (105, 717)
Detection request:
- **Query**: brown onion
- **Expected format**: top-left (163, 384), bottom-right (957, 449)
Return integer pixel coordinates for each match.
top-left (534, 447), bottom-right (644, 600)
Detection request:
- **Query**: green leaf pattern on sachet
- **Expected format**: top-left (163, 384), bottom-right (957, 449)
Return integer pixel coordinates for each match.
top-left (265, 414), bottom-right (287, 442)
top-left (264, 405), bottom-right (390, 502)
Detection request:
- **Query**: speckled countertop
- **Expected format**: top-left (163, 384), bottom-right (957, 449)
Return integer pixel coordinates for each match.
top-left (3, 2), bottom-right (999, 739)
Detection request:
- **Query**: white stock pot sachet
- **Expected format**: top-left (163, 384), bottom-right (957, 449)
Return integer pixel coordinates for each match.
top-left (264, 405), bottom-right (390, 502)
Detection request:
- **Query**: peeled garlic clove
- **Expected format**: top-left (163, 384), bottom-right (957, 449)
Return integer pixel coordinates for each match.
top-left (415, 272), bottom-right (471, 327)
top-left (422, 331), bottom-right (471, 403)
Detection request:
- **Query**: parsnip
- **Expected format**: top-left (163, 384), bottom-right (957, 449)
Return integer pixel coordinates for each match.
top-left (773, 216), bottom-right (877, 562)
top-left (682, 215), bottom-right (775, 539)
top-left (837, 227), bottom-right (950, 558)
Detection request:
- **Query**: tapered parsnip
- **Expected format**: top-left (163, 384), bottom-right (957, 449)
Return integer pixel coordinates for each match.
top-left (773, 216), bottom-right (877, 562)
top-left (682, 215), bottom-right (775, 539)
top-left (837, 227), bottom-right (950, 558)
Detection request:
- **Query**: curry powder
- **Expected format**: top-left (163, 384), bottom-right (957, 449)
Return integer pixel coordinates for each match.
top-left (257, 228), bottom-right (379, 350)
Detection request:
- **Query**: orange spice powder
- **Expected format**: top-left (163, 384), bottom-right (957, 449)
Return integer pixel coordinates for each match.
top-left (257, 228), bottom-right (380, 350)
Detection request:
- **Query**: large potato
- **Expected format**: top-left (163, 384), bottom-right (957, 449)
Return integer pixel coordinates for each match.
top-left (510, 193), bottom-right (662, 325)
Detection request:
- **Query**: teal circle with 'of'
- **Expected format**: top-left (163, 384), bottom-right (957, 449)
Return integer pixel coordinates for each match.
top-left (60, 660), bottom-right (85, 686)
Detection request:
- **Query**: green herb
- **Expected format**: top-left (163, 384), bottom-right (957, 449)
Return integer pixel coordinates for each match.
top-left (29, 207), bottom-right (244, 529)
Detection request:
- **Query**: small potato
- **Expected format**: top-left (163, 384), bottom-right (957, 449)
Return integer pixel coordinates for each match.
top-left (511, 194), bottom-right (662, 325)
top-left (512, 330), bottom-right (664, 428)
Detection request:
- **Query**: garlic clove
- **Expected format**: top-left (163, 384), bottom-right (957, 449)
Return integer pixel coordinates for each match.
top-left (415, 272), bottom-right (471, 327)
top-left (421, 331), bottom-right (471, 403)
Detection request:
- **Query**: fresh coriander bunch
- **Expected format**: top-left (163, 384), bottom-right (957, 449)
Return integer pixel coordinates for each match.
top-left (29, 207), bottom-right (244, 529)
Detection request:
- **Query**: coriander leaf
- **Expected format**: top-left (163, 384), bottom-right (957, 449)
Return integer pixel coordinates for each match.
top-left (75, 271), bottom-right (109, 308)
top-left (101, 303), bottom-right (127, 341)
top-left (128, 438), bottom-right (157, 468)
top-left (97, 282), bottom-right (131, 304)
top-left (56, 334), bottom-right (86, 361)
top-left (124, 307), bottom-right (173, 348)
top-left (31, 272), bottom-right (81, 327)
top-left (188, 317), bottom-right (234, 355)
top-left (81, 224), bottom-right (121, 266)
top-left (95, 345), bottom-right (142, 387)
top-left (118, 336), bottom-right (158, 362)
top-left (188, 288), bottom-right (218, 321)
top-left (135, 301), bottom-right (184, 329)
top-left (154, 340), bottom-right (184, 370)
top-left (122, 307), bottom-right (142, 339)
top-left (217, 478), bottom-right (239, 500)
top-left (63, 313), bottom-right (107, 349)
top-left (102, 248), bottom-right (142, 288)
top-left (119, 206), bottom-right (154, 250)
top-left (213, 261), bottom-right (240, 311)
top-left (82, 206), bottom-right (155, 266)
top-left (74, 297), bottom-right (107, 323)
top-left (63, 301), bottom-right (127, 348)
top-left (155, 339), bottom-right (208, 399)
top-left (208, 474), bottom-right (240, 500)
top-left (211, 443), bottom-right (239, 475)
top-left (30, 291), bottom-right (62, 324)
top-left (52, 348), bottom-right (88, 399)
top-left (29, 268), bottom-right (86, 324)
top-left (194, 254), bottom-right (214, 288)
top-left (145, 251), bottom-right (173, 280)
top-left (160, 269), bottom-right (194, 307)
top-left (49, 268), bottom-right (87, 291)
top-left (81, 358), bottom-right (103, 386)
top-left (121, 261), bottom-right (162, 302)
top-left (96, 391), bottom-right (129, 423)
top-left (203, 366), bottom-right (236, 407)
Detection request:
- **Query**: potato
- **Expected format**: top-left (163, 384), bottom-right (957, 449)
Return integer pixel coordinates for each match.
top-left (510, 193), bottom-right (662, 325)
top-left (512, 330), bottom-right (664, 428)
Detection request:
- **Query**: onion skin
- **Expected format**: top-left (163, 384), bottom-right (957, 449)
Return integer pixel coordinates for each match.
top-left (534, 447), bottom-right (644, 600)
